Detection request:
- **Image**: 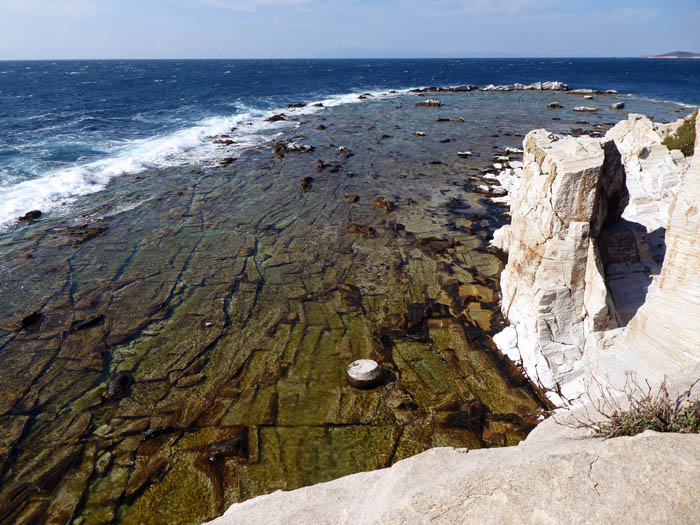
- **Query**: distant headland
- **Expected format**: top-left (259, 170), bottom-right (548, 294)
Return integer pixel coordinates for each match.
top-left (647, 51), bottom-right (700, 58)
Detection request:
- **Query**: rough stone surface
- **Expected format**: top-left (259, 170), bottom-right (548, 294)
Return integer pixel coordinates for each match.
top-left (492, 130), bottom-right (628, 402)
top-left (605, 113), bottom-right (690, 232)
top-left (209, 431), bottom-right (700, 525)
top-left (492, 110), bottom-right (700, 402)
top-left (587, 111), bottom-right (700, 389)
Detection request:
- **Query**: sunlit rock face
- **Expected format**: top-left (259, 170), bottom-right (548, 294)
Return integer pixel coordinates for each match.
top-left (492, 130), bottom-right (628, 402)
top-left (494, 110), bottom-right (700, 404)
top-left (587, 111), bottom-right (700, 388)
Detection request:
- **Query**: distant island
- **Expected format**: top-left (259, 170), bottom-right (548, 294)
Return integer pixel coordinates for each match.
top-left (647, 51), bottom-right (700, 58)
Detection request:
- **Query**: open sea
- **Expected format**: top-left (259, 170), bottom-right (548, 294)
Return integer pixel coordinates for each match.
top-left (1, 58), bottom-right (699, 229)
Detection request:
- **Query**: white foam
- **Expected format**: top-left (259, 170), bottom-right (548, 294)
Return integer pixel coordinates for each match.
top-left (0, 89), bottom-right (409, 230)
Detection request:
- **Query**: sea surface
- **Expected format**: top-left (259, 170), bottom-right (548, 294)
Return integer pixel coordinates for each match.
top-left (1, 58), bottom-right (699, 229)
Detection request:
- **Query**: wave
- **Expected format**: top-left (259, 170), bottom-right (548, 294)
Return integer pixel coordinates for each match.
top-left (631, 94), bottom-right (700, 109)
top-left (0, 88), bottom-right (408, 230)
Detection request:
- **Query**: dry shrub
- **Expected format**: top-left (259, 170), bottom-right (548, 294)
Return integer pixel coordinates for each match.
top-left (563, 376), bottom-right (700, 438)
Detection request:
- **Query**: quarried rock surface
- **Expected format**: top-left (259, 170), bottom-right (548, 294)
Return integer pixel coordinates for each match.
top-left (209, 430), bottom-right (700, 525)
top-left (492, 130), bottom-right (628, 401)
top-left (586, 111), bottom-right (700, 388)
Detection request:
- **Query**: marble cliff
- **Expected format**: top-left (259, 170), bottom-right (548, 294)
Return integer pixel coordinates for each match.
top-left (492, 110), bottom-right (700, 403)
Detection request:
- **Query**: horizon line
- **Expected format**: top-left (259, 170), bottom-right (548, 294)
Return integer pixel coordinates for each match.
top-left (0, 55), bottom-right (675, 62)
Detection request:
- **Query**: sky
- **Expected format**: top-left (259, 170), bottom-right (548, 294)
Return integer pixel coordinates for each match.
top-left (0, 0), bottom-right (699, 60)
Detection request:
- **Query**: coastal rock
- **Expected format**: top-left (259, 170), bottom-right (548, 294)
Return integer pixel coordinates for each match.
top-left (273, 140), bottom-right (314, 158)
top-left (103, 372), bottom-right (133, 401)
top-left (414, 99), bottom-right (441, 107)
top-left (573, 106), bottom-right (600, 112)
top-left (586, 111), bottom-right (700, 389)
top-left (209, 430), bottom-right (700, 525)
top-left (609, 102), bottom-right (625, 110)
top-left (492, 130), bottom-right (628, 401)
top-left (266, 114), bottom-right (286, 122)
top-left (547, 102), bottom-right (563, 109)
top-left (18, 210), bottom-right (42, 222)
top-left (492, 111), bottom-right (699, 403)
top-left (605, 113), bottom-right (690, 232)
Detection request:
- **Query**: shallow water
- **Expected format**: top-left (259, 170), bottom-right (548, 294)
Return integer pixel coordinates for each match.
top-left (0, 90), bottom-right (688, 524)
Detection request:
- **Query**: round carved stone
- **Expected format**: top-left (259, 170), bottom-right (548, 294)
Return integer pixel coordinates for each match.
top-left (346, 359), bottom-right (383, 389)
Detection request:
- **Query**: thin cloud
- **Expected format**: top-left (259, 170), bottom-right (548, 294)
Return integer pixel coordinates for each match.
top-left (0, 0), bottom-right (104, 15)
top-left (200, 0), bottom-right (315, 11)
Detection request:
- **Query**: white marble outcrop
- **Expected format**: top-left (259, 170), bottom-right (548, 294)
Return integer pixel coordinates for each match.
top-left (493, 110), bottom-right (700, 403)
top-left (587, 111), bottom-right (700, 389)
top-left (605, 113), bottom-right (691, 232)
top-left (492, 130), bottom-right (627, 402)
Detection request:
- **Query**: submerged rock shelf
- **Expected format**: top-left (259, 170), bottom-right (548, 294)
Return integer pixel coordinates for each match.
top-left (0, 91), bottom-right (686, 524)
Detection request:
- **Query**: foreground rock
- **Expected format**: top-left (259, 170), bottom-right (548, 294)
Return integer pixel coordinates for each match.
top-left (211, 406), bottom-right (700, 525)
top-left (208, 355), bottom-right (700, 525)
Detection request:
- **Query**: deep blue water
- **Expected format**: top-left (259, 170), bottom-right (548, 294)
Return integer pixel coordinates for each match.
top-left (1, 58), bottom-right (699, 227)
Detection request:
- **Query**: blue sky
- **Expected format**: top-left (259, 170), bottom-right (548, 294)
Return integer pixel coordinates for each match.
top-left (1, 0), bottom-right (699, 59)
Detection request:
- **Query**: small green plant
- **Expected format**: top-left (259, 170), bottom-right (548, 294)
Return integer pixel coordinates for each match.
top-left (662, 110), bottom-right (697, 157)
top-left (564, 377), bottom-right (700, 438)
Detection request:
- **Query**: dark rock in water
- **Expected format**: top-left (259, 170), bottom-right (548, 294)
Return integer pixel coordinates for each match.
top-left (345, 223), bottom-right (376, 238)
top-left (344, 194), bottom-right (359, 203)
top-left (371, 172), bottom-right (380, 179)
top-left (358, 93), bottom-right (374, 100)
top-left (71, 315), bottom-right (105, 332)
top-left (206, 435), bottom-right (248, 463)
top-left (551, 117), bottom-right (561, 121)
top-left (329, 164), bottom-right (341, 173)
top-left (312, 102), bottom-right (324, 107)
top-left (373, 197), bottom-right (395, 213)
top-left (66, 224), bottom-right (109, 247)
top-left (103, 372), bottom-right (133, 401)
top-left (220, 157), bottom-right (236, 166)
top-left (439, 399), bottom-right (489, 432)
top-left (316, 160), bottom-right (329, 171)
top-left (213, 139), bottom-right (235, 145)
top-left (429, 161), bottom-right (443, 165)
top-left (415, 99), bottom-right (441, 108)
top-left (18, 210), bottom-right (42, 222)
top-left (416, 236), bottom-right (456, 256)
top-left (436, 118), bottom-right (451, 122)
top-left (300, 176), bottom-right (313, 193)
top-left (273, 140), bottom-right (313, 159)
top-left (547, 102), bottom-right (563, 109)
top-left (19, 311), bottom-right (42, 331)
top-left (266, 114), bottom-right (286, 122)
top-left (286, 103), bottom-right (305, 109)
top-left (337, 283), bottom-right (362, 308)
top-left (610, 102), bottom-right (625, 110)
top-left (440, 139), bottom-right (452, 143)
top-left (316, 124), bottom-right (327, 130)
